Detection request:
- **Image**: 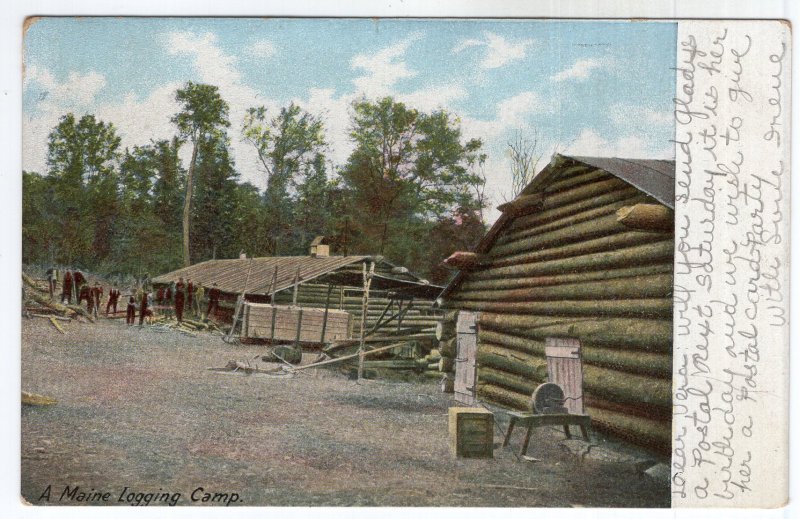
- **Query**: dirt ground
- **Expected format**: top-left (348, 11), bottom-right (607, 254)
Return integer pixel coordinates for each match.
top-left (21, 317), bottom-right (670, 507)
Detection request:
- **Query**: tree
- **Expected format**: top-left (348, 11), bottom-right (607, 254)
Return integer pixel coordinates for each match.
top-left (171, 82), bottom-right (230, 266)
top-left (505, 129), bottom-right (544, 201)
top-left (242, 102), bottom-right (326, 254)
top-left (190, 132), bottom-right (239, 261)
top-left (45, 113), bottom-right (121, 265)
top-left (340, 97), bottom-right (486, 258)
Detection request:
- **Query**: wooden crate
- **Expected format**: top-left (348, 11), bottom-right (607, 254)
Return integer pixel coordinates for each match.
top-left (243, 303), bottom-right (351, 343)
top-left (448, 407), bottom-right (494, 458)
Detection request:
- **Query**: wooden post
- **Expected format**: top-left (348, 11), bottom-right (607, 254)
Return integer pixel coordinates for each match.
top-left (292, 266), bottom-right (300, 307)
top-left (320, 284), bottom-right (333, 343)
top-left (295, 308), bottom-right (304, 348)
top-left (357, 261), bottom-right (375, 382)
top-left (339, 286), bottom-right (344, 310)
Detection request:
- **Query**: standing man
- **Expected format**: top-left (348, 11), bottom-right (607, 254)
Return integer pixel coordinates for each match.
top-left (61, 270), bottom-right (73, 304)
top-left (90, 282), bottom-right (103, 318)
top-left (106, 286), bottom-right (120, 316)
top-left (206, 282), bottom-right (221, 321)
top-left (174, 277), bottom-right (186, 323)
top-left (73, 270), bottom-right (86, 293)
top-left (126, 294), bottom-right (136, 325)
top-left (45, 267), bottom-right (56, 300)
top-left (186, 279), bottom-right (194, 318)
top-left (194, 284), bottom-right (205, 318)
top-left (78, 283), bottom-right (92, 312)
top-left (139, 289), bottom-right (149, 326)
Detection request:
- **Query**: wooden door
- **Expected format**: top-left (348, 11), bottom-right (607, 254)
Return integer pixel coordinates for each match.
top-left (544, 337), bottom-right (584, 414)
top-left (454, 311), bottom-right (479, 405)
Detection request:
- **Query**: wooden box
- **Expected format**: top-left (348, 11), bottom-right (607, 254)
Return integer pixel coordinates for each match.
top-left (448, 407), bottom-right (494, 458)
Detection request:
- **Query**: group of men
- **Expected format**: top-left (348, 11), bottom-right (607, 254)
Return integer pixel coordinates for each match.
top-left (47, 268), bottom-right (222, 326)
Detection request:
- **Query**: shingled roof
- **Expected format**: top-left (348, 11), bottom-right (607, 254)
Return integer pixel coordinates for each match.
top-left (153, 255), bottom-right (443, 299)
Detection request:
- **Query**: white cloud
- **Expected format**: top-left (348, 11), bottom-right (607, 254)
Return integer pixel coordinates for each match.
top-left (248, 39), bottom-right (276, 58)
top-left (550, 57), bottom-right (609, 82)
top-left (564, 128), bottom-right (673, 159)
top-left (350, 34), bottom-right (422, 99)
top-left (608, 103), bottom-right (673, 127)
top-left (167, 31), bottom-right (241, 85)
top-left (452, 31), bottom-right (534, 69)
top-left (460, 91), bottom-right (543, 141)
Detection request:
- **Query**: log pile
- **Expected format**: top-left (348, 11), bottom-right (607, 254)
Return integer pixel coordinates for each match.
top-left (435, 311), bottom-right (458, 393)
top-left (441, 162), bottom-right (674, 454)
top-left (150, 316), bottom-right (223, 335)
top-left (22, 273), bottom-right (94, 327)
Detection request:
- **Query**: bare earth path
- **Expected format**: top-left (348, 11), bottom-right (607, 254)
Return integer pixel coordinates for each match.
top-left (21, 318), bottom-right (669, 507)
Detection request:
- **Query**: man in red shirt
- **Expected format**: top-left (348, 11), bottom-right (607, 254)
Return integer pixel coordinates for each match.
top-left (206, 282), bottom-right (221, 321)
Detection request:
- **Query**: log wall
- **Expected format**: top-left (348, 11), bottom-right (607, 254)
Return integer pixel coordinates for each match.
top-left (442, 165), bottom-right (673, 455)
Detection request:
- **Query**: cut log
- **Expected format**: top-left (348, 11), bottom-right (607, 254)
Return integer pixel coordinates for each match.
top-left (616, 203), bottom-right (674, 232)
top-left (487, 230), bottom-right (670, 270)
top-left (22, 391), bottom-right (57, 406)
top-left (441, 373), bottom-right (455, 393)
top-left (538, 177), bottom-right (631, 211)
top-left (586, 406), bottom-right (671, 455)
top-left (435, 320), bottom-right (456, 341)
top-left (496, 193), bottom-right (652, 246)
top-left (505, 186), bottom-right (641, 236)
top-left (451, 298), bottom-right (672, 319)
top-left (466, 240), bottom-right (674, 281)
top-left (443, 251), bottom-right (482, 270)
top-left (496, 193), bottom-right (543, 216)
top-left (478, 314), bottom-right (672, 353)
top-left (48, 316), bottom-right (66, 334)
top-left (476, 382), bottom-right (529, 410)
top-left (542, 168), bottom-right (610, 194)
top-left (477, 366), bottom-right (539, 395)
top-left (476, 344), bottom-right (548, 380)
top-left (27, 291), bottom-right (93, 321)
top-left (438, 357), bottom-right (454, 372)
top-left (450, 273), bottom-right (673, 303)
top-left (478, 329), bottom-right (672, 377)
top-left (438, 337), bottom-right (457, 357)
top-left (488, 213), bottom-right (629, 258)
top-left (458, 263), bottom-right (672, 292)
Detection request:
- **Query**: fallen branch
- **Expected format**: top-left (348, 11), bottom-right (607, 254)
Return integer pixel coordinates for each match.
top-left (48, 316), bottom-right (66, 334)
top-left (291, 342), bottom-right (407, 372)
top-left (31, 313), bottom-right (70, 322)
top-left (22, 391), bottom-right (57, 406)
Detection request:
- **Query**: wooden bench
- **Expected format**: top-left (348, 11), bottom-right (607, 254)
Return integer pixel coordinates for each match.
top-left (502, 411), bottom-right (591, 456)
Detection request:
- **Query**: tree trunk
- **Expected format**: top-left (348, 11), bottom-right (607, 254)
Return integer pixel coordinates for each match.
top-left (182, 139), bottom-right (199, 267)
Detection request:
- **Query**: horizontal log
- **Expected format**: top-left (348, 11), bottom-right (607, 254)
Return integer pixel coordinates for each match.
top-left (584, 394), bottom-right (672, 423)
top-left (497, 194), bottom-right (544, 216)
top-left (543, 168), bottom-right (610, 193)
top-left (617, 203), bottom-right (674, 232)
top-left (505, 186), bottom-right (641, 236)
top-left (489, 213), bottom-right (629, 258)
top-left (478, 342), bottom-right (670, 409)
top-left (476, 344), bottom-right (548, 380)
top-left (478, 314), bottom-right (672, 353)
top-left (496, 193), bottom-right (652, 247)
top-left (486, 230), bottom-right (672, 271)
top-left (586, 406), bottom-right (671, 455)
top-left (450, 298), bottom-right (672, 319)
top-left (443, 251), bottom-right (481, 270)
top-left (478, 366), bottom-right (539, 396)
top-left (538, 177), bottom-right (631, 212)
top-left (475, 383), bottom-right (670, 454)
top-left (450, 273), bottom-right (673, 303)
top-left (478, 329), bottom-right (672, 377)
top-left (458, 263), bottom-right (672, 292)
top-left (467, 240), bottom-right (674, 281)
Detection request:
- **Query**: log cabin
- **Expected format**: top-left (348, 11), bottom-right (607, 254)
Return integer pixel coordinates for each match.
top-left (438, 154), bottom-right (675, 454)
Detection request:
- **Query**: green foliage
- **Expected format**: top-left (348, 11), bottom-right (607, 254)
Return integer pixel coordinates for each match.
top-left (23, 91), bottom-right (488, 283)
top-left (339, 97), bottom-right (487, 272)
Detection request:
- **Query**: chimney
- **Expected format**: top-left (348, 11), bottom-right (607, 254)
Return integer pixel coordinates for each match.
top-left (309, 236), bottom-right (329, 257)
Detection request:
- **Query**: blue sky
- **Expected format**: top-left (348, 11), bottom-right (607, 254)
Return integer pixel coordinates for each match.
top-left (23, 17), bottom-right (676, 220)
